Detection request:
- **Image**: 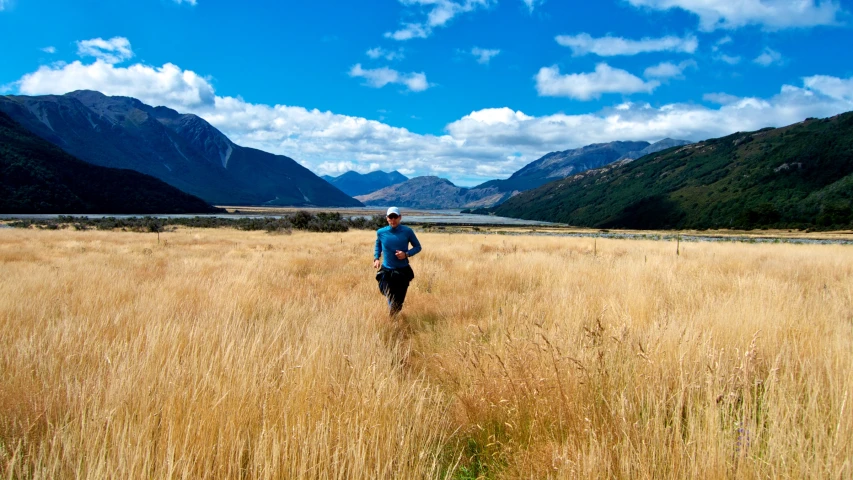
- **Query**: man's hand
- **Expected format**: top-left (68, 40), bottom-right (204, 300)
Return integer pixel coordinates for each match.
top-left (395, 250), bottom-right (407, 260)
top-left (373, 259), bottom-right (381, 270)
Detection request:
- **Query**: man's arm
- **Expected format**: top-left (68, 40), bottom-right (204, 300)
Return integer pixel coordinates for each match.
top-left (374, 232), bottom-right (382, 269)
top-left (406, 229), bottom-right (422, 258)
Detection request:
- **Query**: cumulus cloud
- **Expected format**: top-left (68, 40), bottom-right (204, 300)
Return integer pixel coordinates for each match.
top-left (536, 64), bottom-right (660, 100)
top-left (644, 59), bottom-right (697, 79)
top-left (41, 46), bottom-right (56, 54)
top-left (555, 33), bottom-right (698, 56)
top-left (384, 23), bottom-right (429, 41)
top-left (348, 64), bottom-right (430, 92)
top-left (173, 0), bottom-right (197, 4)
top-left (318, 161), bottom-right (382, 176)
top-left (471, 47), bottom-right (500, 64)
top-left (10, 57), bottom-right (853, 186)
top-left (626, 0), bottom-right (844, 31)
top-left (76, 37), bottom-right (134, 64)
top-left (385, 0), bottom-right (492, 40)
top-left (17, 60), bottom-right (216, 107)
top-left (366, 47), bottom-right (405, 61)
top-left (717, 54), bottom-right (742, 65)
top-left (753, 47), bottom-right (784, 66)
top-left (446, 82), bottom-right (853, 160)
top-left (803, 75), bottom-right (853, 102)
top-left (703, 92), bottom-right (742, 105)
top-left (711, 36), bottom-right (742, 64)
top-left (522, 0), bottom-right (545, 13)
top-left (712, 35), bottom-right (732, 53)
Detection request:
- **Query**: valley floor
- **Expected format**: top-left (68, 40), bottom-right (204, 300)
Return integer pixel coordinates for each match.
top-left (1, 228), bottom-right (852, 478)
top-left (218, 206), bottom-right (853, 241)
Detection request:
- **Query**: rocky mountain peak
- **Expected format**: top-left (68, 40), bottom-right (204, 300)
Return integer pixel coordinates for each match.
top-left (323, 169), bottom-right (410, 197)
top-left (154, 112), bottom-right (234, 168)
top-left (510, 141), bottom-right (650, 180)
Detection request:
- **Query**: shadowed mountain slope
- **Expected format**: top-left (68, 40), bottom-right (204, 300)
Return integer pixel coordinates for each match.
top-left (0, 110), bottom-right (219, 214)
top-left (0, 91), bottom-right (361, 207)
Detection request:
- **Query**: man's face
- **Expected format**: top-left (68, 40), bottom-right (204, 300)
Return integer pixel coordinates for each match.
top-left (387, 214), bottom-right (401, 227)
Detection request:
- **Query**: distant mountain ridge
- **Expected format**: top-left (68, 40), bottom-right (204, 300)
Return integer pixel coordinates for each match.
top-left (474, 139), bottom-right (690, 194)
top-left (355, 176), bottom-right (505, 209)
top-left (493, 113), bottom-right (853, 230)
top-left (619, 138), bottom-right (691, 161)
top-left (323, 170), bottom-right (408, 196)
top-left (0, 110), bottom-right (218, 214)
top-left (0, 91), bottom-right (362, 207)
top-left (355, 139), bottom-right (690, 209)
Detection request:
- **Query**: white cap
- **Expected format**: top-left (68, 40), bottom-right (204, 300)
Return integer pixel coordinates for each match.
top-left (386, 206), bottom-right (400, 216)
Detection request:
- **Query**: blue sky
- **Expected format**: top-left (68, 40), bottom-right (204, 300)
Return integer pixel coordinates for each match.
top-left (2, 0), bottom-right (852, 186)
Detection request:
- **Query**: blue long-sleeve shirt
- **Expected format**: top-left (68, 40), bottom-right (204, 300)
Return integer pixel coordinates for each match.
top-left (374, 225), bottom-right (422, 269)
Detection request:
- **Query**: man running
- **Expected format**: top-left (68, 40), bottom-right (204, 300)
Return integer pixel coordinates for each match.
top-left (373, 207), bottom-right (422, 316)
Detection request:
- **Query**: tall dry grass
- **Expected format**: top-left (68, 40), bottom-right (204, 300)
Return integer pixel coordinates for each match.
top-left (1, 227), bottom-right (851, 479)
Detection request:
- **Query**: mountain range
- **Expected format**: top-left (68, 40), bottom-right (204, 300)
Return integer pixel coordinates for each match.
top-left (356, 139), bottom-right (690, 209)
top-left (322, 170), bottom-right (408, 196)
top-left (0, 110), bottom-right (218, 214)
top-left (493, 113), bottom-right (853, 230)
top-left (0, 91), bottom-right (361, 207)
top-left (355, 176), bottom-right (506, 210)
top-left (4, 89), bottom-right (848, 230)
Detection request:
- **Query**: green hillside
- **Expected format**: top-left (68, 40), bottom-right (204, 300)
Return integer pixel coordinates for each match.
top-left (494, 112), bottom-right (853, 230)
top-left (0, 111), bottom-right (220, 214)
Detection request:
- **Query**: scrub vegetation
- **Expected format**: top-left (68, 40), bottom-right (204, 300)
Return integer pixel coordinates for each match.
top-left (1, 228), bottom-right (851, 478)
top-left (7, 212), bottom-right (388, 234)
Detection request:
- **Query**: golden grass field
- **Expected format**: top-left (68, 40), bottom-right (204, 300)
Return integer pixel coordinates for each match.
top-left (1, 227), bottom-right (851, 479)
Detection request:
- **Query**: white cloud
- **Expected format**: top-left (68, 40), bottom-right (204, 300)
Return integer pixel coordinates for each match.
top-left (349, 64), bottom-right (430, 92)
top-left (471, 47), bottom-right (500, 64)
top-left (703, 92), bottom-right (742, 105)
top-left (753, 47), bottom-right (784, 66)
top-left (644, 60), bottom-right (697, 79)
top-left (711, 35), bottom-right (741, 64)
top-left (717, 54), bottom-right (742, 65)
top-left (318, 161), bottom-right (383, 176)
top-left (446, 82), bottom-right (853, 166)
top-left (10, 57), bottom-right (853, 186)
top-left (366, 47), bottom-right (405, 61)
top-left (626, 0), bottom-right (844, 31)
top-left (173, 0), bottom-right (197, 4)
top-left (385, 0), bottom-right (492, 40)
top-left (403, 72), bottom-right (429, 92)
top-left (384, 23), bottom-right (429, 41)
top-left (712, 35), bottom-right (733, 52)
top-left (536, 64), bottom-right (660, 100)
top-left (41, 46), bottom-right (56, 54)
top-left (803, 75), bottom-right (853, 102)
top-left (17, 60), bottom-right (215, 107)
top-left (76, 37), bottom-right (134, 64)
top-left (555, 33), bottom-right (698, 56)
top-left (522, 0), bottom-right (545, 13)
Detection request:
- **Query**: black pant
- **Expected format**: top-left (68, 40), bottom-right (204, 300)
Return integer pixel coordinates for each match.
top-left (377, 266), bottom-right (414, 314)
